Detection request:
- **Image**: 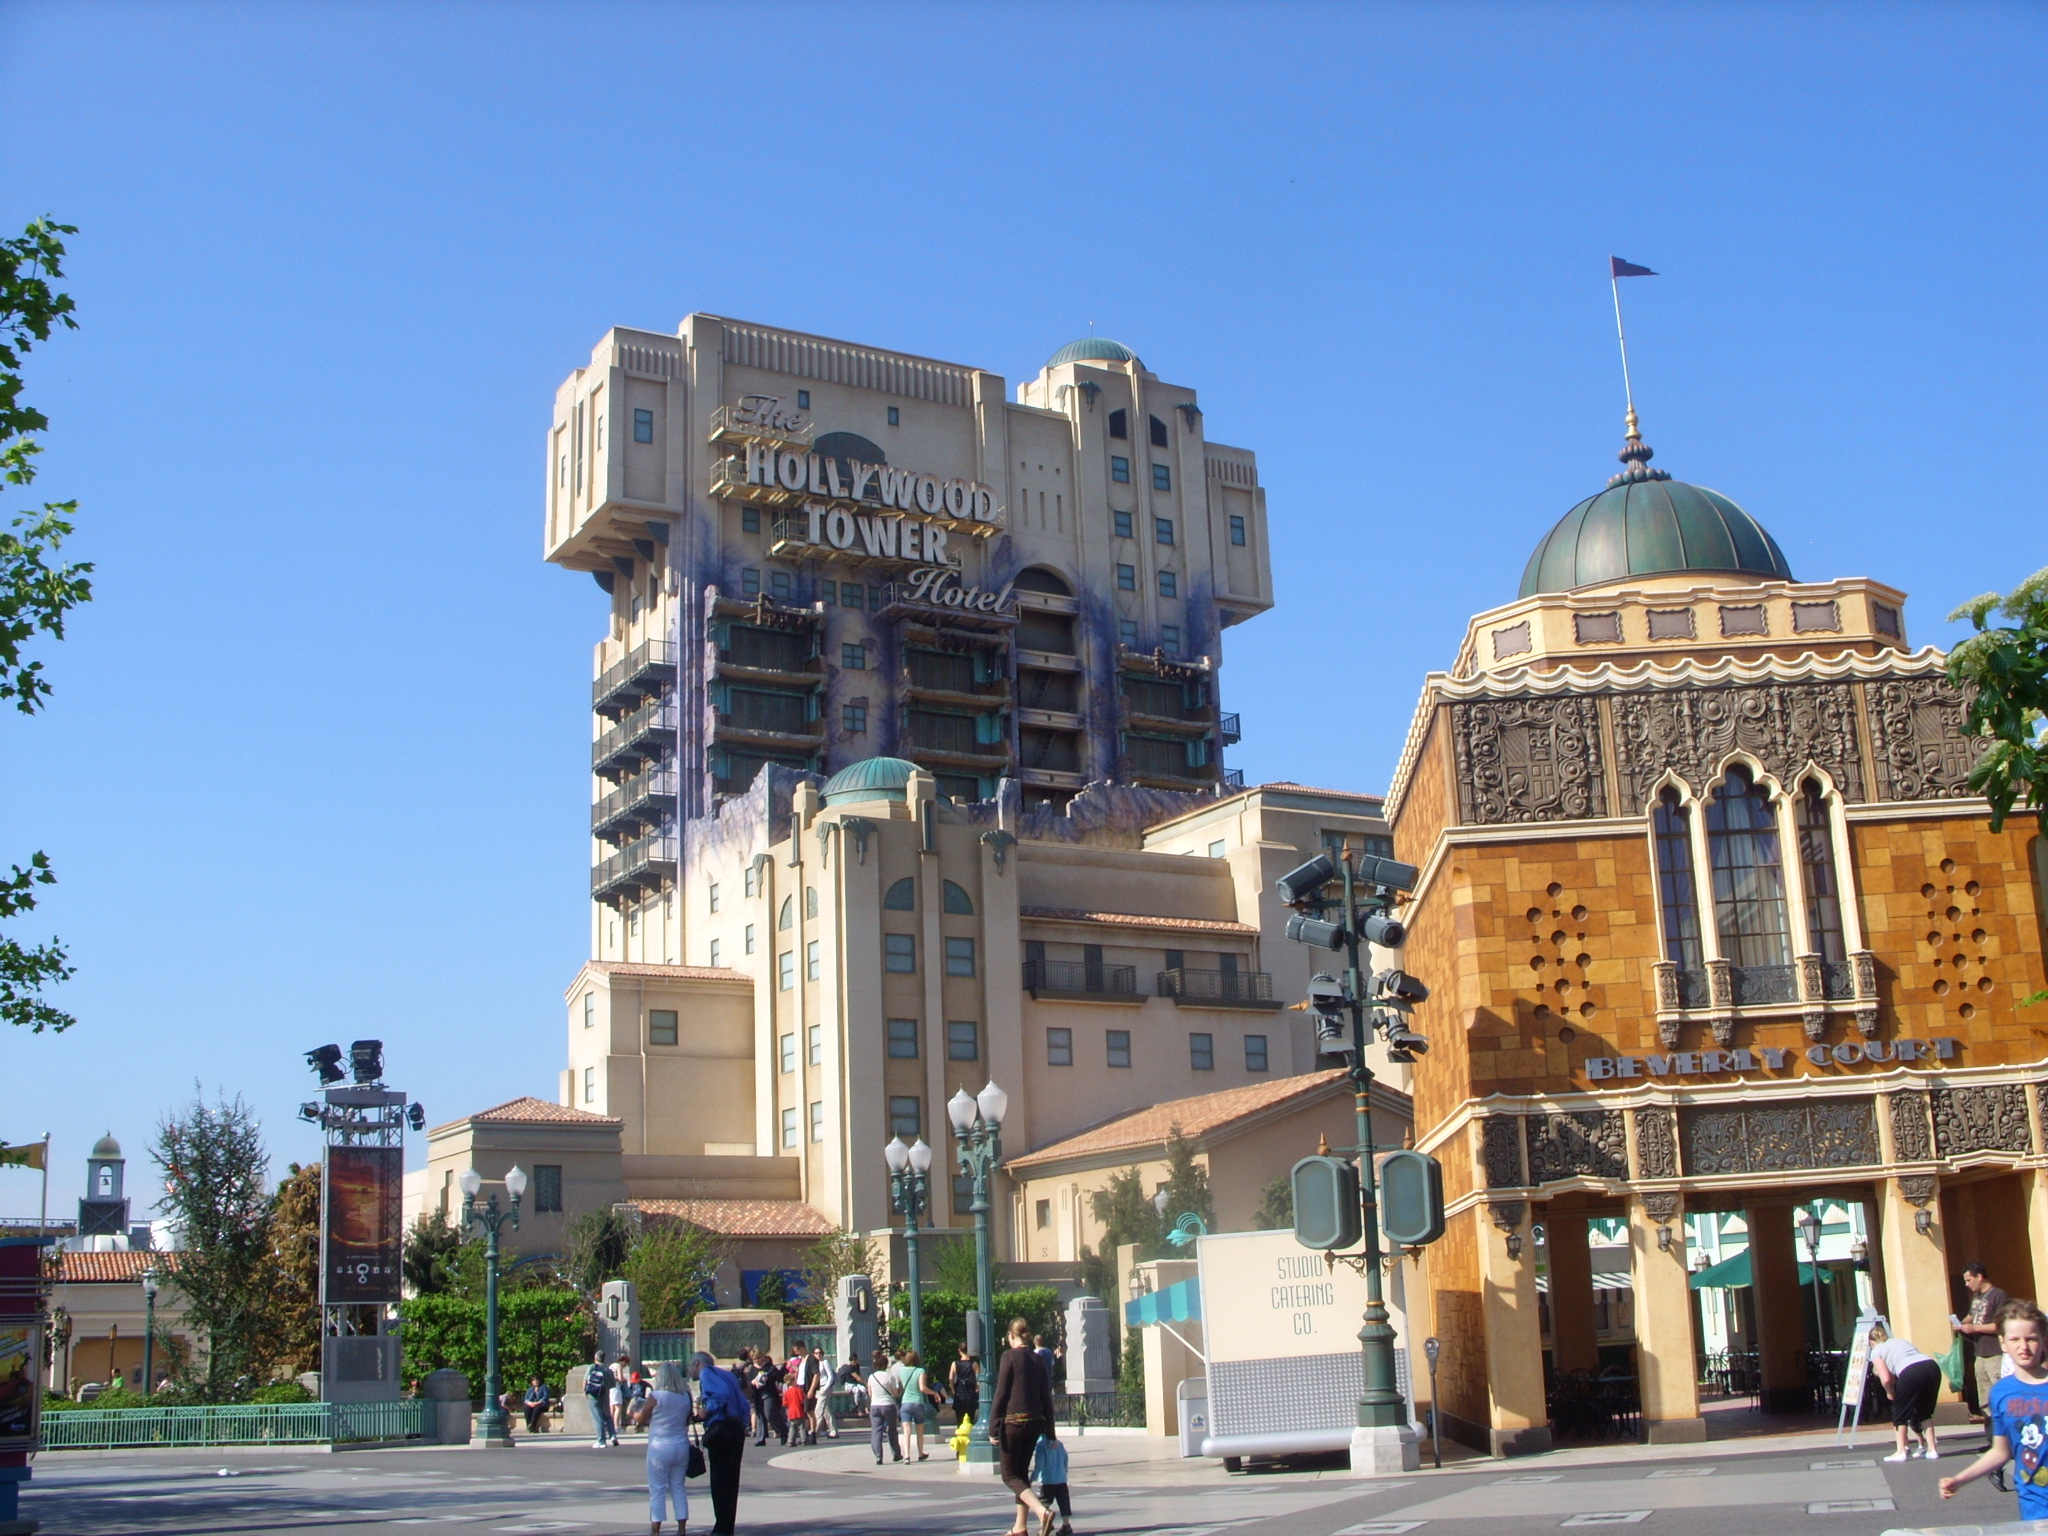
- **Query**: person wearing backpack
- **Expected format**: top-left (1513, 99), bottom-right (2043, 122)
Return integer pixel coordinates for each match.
top-left (584, 1351), bottom-right (619, 1448)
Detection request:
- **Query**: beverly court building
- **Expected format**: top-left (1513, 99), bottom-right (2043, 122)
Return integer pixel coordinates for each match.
top-left (402, 316), bottom-right (1415, 1279)
top-left (1386, 419), bottom-right (2048, 1454)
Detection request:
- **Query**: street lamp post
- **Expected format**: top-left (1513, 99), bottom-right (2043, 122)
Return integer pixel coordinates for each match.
top-left (1797, 1205), bottom-right (1828, 1373)
top-left (461, 1165), bottom-right (526, 1446)
top-left (140, 1264), bottom-right (159, 1399)
top-left (949, 1081), bottom-right (1007, 1467)
top-left (885, 1136), bottom-right (934, 1362)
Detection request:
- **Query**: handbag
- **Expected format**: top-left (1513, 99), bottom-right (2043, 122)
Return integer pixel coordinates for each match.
top-left (1939, 1332), bottom-right (1970, 1395)
top-left (687, 1422), bottom-right (707, 1480)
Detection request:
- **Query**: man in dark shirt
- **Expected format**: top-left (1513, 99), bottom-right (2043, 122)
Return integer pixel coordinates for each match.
top-left (693, 1353), bottom-right (750, 1536)
top-left (1962, 1264), bottom-right (2013, 1439)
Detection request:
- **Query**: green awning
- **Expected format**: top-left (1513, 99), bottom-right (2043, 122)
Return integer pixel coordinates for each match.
top-left (1689, 1251), bottom-right (1834, 1290)
top-left (1125, 1277), bottom-right (1202, 1327)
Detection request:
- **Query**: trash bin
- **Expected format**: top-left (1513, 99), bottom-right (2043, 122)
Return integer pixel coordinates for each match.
top-left (1176, 1378), bottom-right (1209, 1458)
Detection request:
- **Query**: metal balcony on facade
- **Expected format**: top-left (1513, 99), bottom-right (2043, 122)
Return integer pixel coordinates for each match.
top-left (591, 767), bottom-right (679, 841)
top-left (1219, 712), bottom-right (1242, 746)
top-left (592, 641), bottom-right (678, 720)
top-left (592, 699), bottom-right (678, 778)
top-left (1651, 949), bottom-right (1879, 1046)
top-left (707, 403), bottom-right (815, 448)
top-left (1156, 968), bottom-right (1282, 1010)
top-left (591, 833), bottom-right (679, 904)
top-left (1023, 960), bottom-right (1141, 1002)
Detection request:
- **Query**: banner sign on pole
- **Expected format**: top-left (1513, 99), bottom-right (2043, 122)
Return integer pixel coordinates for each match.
top-left (323, 1146), bottom-right (403, 1305)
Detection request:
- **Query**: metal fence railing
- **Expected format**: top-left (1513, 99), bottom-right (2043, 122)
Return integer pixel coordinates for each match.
top-left (39, 1399), bottom-right (435, 1450)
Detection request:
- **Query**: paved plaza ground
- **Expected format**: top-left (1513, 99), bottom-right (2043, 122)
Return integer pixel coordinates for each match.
top-left (18, 1421), bottom-right (2032, 1535)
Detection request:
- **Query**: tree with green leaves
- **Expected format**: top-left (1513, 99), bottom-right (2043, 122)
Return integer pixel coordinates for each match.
top-left (402, 1210), bottom-right (472, 1297)
top-left (2, 216), bottom-right (93, 1035)
top-left (152, 1090), bottom-right (279, 1397)
top-left (1156, 1127), bottom-right (1215, 1234)
top-left (1950, 568), bottom-right (2048, 833)
top-left (929, 1231), bottom-right (1005, 1297)
top-left (1253, 1173), bottom-right (1294, 1233)
top-left (267, 1163), bottom-right (322, 1378)
top-left (561, 1206), bottom-right (637, 1295)
top-left (794, 1226), bottom-right (879, 1326)
top-left (623, 1220), bottom-right (727, 1330)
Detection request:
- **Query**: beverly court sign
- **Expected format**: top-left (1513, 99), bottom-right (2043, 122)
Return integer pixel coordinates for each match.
top-left (1585, 1036), bottom-right (1963, 1081)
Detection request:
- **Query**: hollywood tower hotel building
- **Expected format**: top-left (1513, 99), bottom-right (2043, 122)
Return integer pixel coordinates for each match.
top-left (533, 317), bottom-right (1404, 1247)
top-left (1387, 416), bottom-right (2048, 1454)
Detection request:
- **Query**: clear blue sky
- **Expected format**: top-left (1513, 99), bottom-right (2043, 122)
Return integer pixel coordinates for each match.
top-left (5, 2), bottom-right (2043, 1212)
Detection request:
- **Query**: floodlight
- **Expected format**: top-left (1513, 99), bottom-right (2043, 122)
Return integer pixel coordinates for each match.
top-left (1355, 854), bottom-right (1420, 892)
top-left (349, 1040), bottom-right (384, 1084)
top-left (406, 1103), bottom-right (426, 1132)
top-left (1286, 913), bottom-right (1347, 950)
top-left (1275, 855), bottom-right (1337, 906)
top-left (1358, 912), bottom-right (1406, 947)
top-left (306, 1045), bottom-right (346, 1085)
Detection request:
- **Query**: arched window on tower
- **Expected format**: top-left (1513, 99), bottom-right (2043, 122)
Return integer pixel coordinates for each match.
top-left (778, 895), bottom-right (795, 931)
top-left (1654, 790), bottom-right (1704, 994)
top-left (1797, 779), bottom-right (1848, 984)
top-left (883, 878), bottom-right (916, 911)
top-left (1705, 766), bottom-right (1794, 996)
top-left (96, 1165), bottom-right (114, 1197)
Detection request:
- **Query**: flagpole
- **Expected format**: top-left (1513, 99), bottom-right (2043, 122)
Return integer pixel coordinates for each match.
top-left (1610, 273), bottom-right (1637, 427)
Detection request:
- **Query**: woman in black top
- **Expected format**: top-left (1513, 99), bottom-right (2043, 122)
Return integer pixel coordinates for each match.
top-left (989, 1316), bottom-right (1055, 1536)
top-left (949, 1342), bottom-right (980, 1426)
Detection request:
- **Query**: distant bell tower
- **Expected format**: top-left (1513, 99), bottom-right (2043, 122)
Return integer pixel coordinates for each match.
top-left (78, 1133), bottom-right (131, 1247)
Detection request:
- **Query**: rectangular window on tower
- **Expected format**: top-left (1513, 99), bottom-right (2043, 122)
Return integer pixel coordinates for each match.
top-left (1111, 456), bottom-right (1131, 484)
top-left (533, 1164), bottom-right (564, 1213)
top-left (1153, 463), bottom-right (1172, 491)
top-left (1114, 509), bottom-right (1134, 539)
top-left (1161, 625), bottom-right (1182, 655)
top-left (742, 567), bottom-right (761, 596)
top-left (1158, 570), bottom-right (1177, 598)
top-left (1116, 564), bottom-right (1136, 591)
top-left (889, 1096), bottom-right (921, 1137)
top-left (633, 409), bottom-right (654, 444)
top-left (741, 507), bottom-right (761, 533)
top-left (1036, 1199), bottom-right (1052, 1230)
top-left (806, 940), bottom-right (820, 981)
top-left (743, 924), bottom-right (755, 955)
top-left (807, 1024), bottom-right (821, 1065)
top-left (1189, 1032), bottom-right (1214, 1071)
top-left (885, 933), bottom-right (917, 973)
top-left (648, 1010), bottom-right (678, 1047)
top-left (779, 1033), bottom-right (795, 1073)
top-left (1155, 517), bottom-right (1175, 544)
top-left (953, 1173), bottom-right (974, 1215)
top-left (1245, 1034), bottom-right (1269, 1072)
top-left (947, 1020), bottom-right (979, 1061)
top-left (945, 937), bottom-right (977, 976)
top-left (708, 938), bottom-right (721, 967)
top-left (1230, 514), bottom-right (1247, 546)
top-left (708, 883), bottom-right (720, 913)
top-left (1108, 409), bottom-right (1128, 439)
top-left (781, 1108), bottom-right (798, 1148)
top-left (796, 390), bottom-right (810, 409)
top-left (887, 1018), bottom-right (919, 1058)
top-left (770, 570), bottom-right (793, 600)
top-left (1119, 620), bottom-right (1140, 646)
top-left (809, 1101), bottom-right (824, 1142)
top-left (778, 951), bottom-right (795, 990)
top-left (1046, 1027), bottom-right (1073, 1066)
top-left (842, 703), bottom-right (867, 733)
top-left (1107, 1030), bottom-right (1132, 1068)
top-left (842, 643), bottom-right (867, 670)
top-left (583, 1066), bottom-right (595, 1103)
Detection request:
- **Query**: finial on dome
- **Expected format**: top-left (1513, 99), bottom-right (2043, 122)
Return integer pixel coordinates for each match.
top-left (1608, 404), bottom-right (1671, 486)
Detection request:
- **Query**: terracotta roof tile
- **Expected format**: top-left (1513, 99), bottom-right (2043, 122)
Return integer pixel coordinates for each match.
top-left (631, 1198), bottom-right (836, 1238)
top-left (1018, 906), bottom-right (1257, 936)
top-left (466, 1097), bottom-right (624, 1127)
top-left (56, 1250), bottom-right (178, 1283)
top-left (1005, 1070), bottom-right (1356, 1170)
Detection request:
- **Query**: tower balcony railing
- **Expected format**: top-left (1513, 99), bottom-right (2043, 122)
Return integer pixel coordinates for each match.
top-left (1218, 712), bottom-right (1242, 746)
top-left (1222, 768), bottom-right (1246, 790)
top-left (592, 767), bottom-right (680, 840)
top-left (707, 403), bottom-right (814, 448)
top-left (593, 640), bottom-right (677, 719)
top-left (1023, 960), bottom-right (1140, 1001)
top-left (592, 699), bottom-right (678, 777)
top-left (592, 833), bottom-right (679, 903)
top-left (1157, 968), bottom-right (1281, 1009)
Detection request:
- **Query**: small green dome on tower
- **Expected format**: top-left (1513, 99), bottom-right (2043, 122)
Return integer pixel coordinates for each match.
top-left (1518, 423), bottom-right (1794, 598)
top-left (1045, 337), bottom-right (1138, 369)
top-left (821, 756), bottom-right (922, 806)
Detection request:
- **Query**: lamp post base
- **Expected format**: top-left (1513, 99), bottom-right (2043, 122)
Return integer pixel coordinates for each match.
top-left (471, 1410), bottom-right (516, 1448)
top-left (1348, 1424), bottom-right (1420, 1476)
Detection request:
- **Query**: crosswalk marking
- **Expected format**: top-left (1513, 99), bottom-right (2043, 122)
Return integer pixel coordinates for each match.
top-left (1560, 1514), bottom-right (1650, 1527)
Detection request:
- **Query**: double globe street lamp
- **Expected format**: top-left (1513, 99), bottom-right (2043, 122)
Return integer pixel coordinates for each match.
top-left (884, 1134), bottom-right (934, 1361)
top-left (460, 1164), bottom-right (526, 1446)
top-left (947, 1080), bottom-right (1007, 1467)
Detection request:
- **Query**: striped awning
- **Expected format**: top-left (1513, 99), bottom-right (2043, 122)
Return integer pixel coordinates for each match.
top-left (1125, 1278), bottom-right (1202, 1327)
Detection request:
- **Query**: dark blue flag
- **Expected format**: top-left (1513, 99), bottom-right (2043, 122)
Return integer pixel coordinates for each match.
top-left (1610, 257), bottom-right (1657, 278)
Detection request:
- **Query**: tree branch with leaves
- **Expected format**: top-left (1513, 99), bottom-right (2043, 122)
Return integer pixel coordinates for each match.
top-left (2, 216), bottom-right (93, 1034)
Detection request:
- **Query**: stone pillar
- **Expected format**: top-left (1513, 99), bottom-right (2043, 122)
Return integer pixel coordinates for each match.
top-left (2026, 1171), bottom-right (2048, 1311)
top-left (1134, 1259), bottom-right (1199, 1437)
top-left (1629, 1194), bottom-right (1704, 1442)
top-left (1745, 1202), bottom-right (1810, 1413)
top-left (1877, 1175), bottom-right (1965, 1418)
top-left (1478, 1202), bottom-right (1552, 1456)
top-left (1544, 1213), bottom-right (1600, 1375)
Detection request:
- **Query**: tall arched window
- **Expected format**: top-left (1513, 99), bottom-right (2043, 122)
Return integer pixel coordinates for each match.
top-left (1654, 789), bottom-right (1704, 974)
top-left (1796, 780), bottom-right (1846, 967)
top-left (778, 895), bottom-right (795, 931)
top-left (1705, 767), bottom-right (1792, 971)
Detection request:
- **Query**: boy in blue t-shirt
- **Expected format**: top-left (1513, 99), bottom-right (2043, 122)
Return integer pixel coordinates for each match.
top-left (1942, 1298), bottom-right (2048, 1519)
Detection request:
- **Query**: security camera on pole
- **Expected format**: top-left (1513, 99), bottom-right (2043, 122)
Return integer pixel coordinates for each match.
top-left (1277, 850), bottom-right (1444, 1476)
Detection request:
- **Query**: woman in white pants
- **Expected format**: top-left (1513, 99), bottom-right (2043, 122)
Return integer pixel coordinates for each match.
top-left (632, 1360), bottom-right (694, 1534)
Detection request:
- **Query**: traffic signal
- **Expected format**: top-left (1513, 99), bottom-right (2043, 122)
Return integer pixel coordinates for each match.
top-left (1290, 1155), bottom-right (1362, 1251)
top-left (1305, 974), bottom-right (1351, 1056)
top-left (1378, 1150), bottom-right (1446, 1246)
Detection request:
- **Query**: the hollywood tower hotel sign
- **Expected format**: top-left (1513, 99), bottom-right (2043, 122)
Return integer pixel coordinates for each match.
top-left (716, 397), bottom-right (1017, 615)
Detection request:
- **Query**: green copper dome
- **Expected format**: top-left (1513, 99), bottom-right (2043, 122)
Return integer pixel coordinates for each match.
top-left (821, 755), bottom-right (921, 805)
top-left (1518, 431), bottom-right (1794, 598)
top-left (1046, 336), bottom-right (1138, 368)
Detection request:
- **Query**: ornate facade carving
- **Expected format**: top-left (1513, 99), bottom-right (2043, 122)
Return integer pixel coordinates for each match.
top-left (1887, 1091), bottom-right (1934, 1162)
top-left (1680, 1098), bottom-right (1879, 1176)
top-left (1866, 674), bottom-right (1984, 802)
top-left (1639, 1192), bottom-right (1681, 1223)
top-left (1898, 1174), bottom-right (1938, 1207)
top-left (1609, 682), bottom-right (1864, 810)
top-left (1931, 1085), bottom-right (2032, 1156)
top-left (1450, 696), bottom-right (1607, 825)
top-left (1524, 1111), bottom-right (1628, 1184)
top-left (1632, 1105), bottom-right (1679, 1181)
top-left (1488, 1200), bottom-right (1527, 1232)
top-left (1481, 1116), bottom-right (1524, 1187)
